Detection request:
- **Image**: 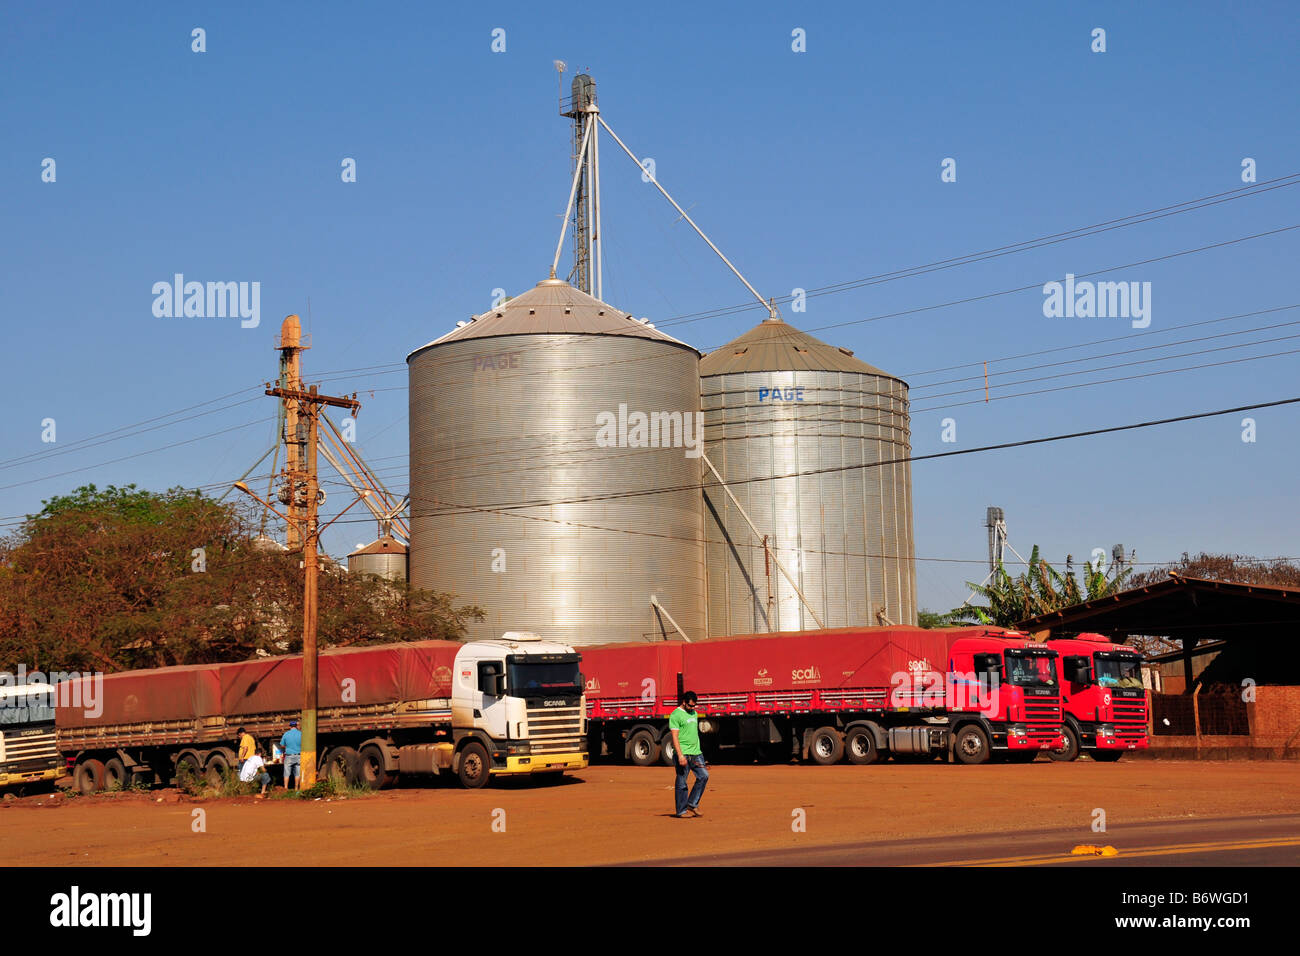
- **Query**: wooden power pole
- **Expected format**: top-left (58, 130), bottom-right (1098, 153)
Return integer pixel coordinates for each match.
top-left (262, 381), bottom-right (360, 789)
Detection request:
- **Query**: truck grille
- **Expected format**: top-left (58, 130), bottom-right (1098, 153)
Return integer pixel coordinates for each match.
top-left (0, 728), bottom-right (60, 773)
top-left (1023, 698), bottom-right (1062, 740)
top-left (1112, 698), bottom-right (1147, 738)
top-left (526, 706), bottom-right (583, 754)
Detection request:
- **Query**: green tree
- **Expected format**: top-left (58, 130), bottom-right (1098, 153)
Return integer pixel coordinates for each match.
top-left (0, 484), bottom-right (482, 673)
top-left (948, 545), bottom-right (1131, 629)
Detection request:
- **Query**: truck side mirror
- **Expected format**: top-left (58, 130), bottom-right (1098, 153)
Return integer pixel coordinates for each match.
top-left (1064, 655), bottom-right (1093, 684)
top-left (974, 653), bottom-right (1002, 684)
top-left (487, 673), bottom-right (506, 697)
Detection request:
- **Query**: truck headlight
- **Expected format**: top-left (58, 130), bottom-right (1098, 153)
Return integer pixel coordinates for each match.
top-left (1099, 724), bottom-right (1115, 738)
top-left (507, 743), bottom-right (532, 755)
top-left (1008, 724), bottom-right (1027, 737)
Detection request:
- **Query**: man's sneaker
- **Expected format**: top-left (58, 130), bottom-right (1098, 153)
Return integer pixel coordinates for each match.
top-left (686, 807), bottom-right (701, 817)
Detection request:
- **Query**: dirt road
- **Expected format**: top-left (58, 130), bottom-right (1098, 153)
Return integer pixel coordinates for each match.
top-left (2, 761), bottom-right (1297, 866)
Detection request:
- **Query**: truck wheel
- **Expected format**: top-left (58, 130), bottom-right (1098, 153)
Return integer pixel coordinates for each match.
top-left (74, 758), bottom-right (105, 795)
top-left (808, 727), bottom-right (844, 766)
top-left (1092, 751), bottom-right (1123, 762)
top-left (352, 744), bottom-right (395, 790)
top-left (953, 725), bottom-right (990, 765)
top-left (628, 729), bottom-right (660, 767)
top-left (457, 742), bottom-right (491, 789)
top-left (103, 757), bottom-right (128, 791)
top-left (175, 751), bottom-right (203, 789)
top-left (204, 752), bottom-right (233, 789)
top-left (659, 733), bottom-right (678, 766)
top-left (324, 746), bottom-right (358, 785)
top-left (1049, 725), bottom-right (1080, 762)
top-left (844, 727), bottom-right (883, 765)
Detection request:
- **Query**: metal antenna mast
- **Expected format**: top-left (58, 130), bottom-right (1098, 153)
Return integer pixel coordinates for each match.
top-left (559, 69), bottom-right (601, 297)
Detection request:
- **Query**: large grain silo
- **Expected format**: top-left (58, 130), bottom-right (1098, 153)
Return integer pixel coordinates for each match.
top-left (407, 277), bottom-right (706, 646)
top-left (701, 315), bottom-right (916, 635)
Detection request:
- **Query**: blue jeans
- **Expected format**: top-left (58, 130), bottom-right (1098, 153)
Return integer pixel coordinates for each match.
top-left (674, 755), bottom-right (708, 814)
top-left (284, 754), bottom-right (301, 787)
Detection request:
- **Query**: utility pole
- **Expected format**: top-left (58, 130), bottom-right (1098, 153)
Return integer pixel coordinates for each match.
top-left (253, 382), bottom-right (361, 789)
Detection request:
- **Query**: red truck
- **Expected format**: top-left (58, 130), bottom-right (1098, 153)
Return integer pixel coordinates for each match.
top-left (1046, 635), bottom-right (1149, 761)
top-left (584, 626), bottom-right (1064, 766)
top-left (56, 634), bottom-right (587, 791)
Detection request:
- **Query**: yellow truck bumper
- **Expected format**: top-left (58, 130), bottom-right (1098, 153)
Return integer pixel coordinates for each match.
top-left (0, 768), bottom-right (62, 788)
top-left (495, 752), bottom-right (589, 775)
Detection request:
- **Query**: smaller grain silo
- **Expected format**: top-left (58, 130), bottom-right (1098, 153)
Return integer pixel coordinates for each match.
top-left (347, 536), bottom-right (408, 583)
top-left (701, 315), bottom-right (916, 635)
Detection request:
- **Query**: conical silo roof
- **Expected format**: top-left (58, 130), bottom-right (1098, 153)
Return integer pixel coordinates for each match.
top-left (408, 277), bottom-right (698, 359)
top-left (700, 315), bottom-right (900, 379)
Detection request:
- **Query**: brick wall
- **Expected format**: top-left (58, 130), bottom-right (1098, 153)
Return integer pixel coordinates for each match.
top-left (1143, 684), bottom-right (1300, 758)
top-left (1251, 685), bottom-right (1300, 745)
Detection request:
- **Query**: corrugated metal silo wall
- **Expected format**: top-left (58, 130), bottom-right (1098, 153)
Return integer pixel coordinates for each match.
top-left (702, 370), bottom-right (916, 634)
top-left (409, 333), bottom-right (706, 646)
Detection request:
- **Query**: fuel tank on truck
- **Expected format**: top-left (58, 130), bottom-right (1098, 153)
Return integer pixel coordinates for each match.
top-left (407, 277), bottom-right (707, 646)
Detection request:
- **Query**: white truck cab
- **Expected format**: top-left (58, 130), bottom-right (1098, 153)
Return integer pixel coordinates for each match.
top-left (451, 633), bottom-right (588, 779)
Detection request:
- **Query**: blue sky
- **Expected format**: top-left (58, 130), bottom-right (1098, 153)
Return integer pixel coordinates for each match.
top-left (2, 2), bottom-right (1297, 613)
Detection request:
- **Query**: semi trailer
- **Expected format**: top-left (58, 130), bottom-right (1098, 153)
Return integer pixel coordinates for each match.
top-left (1047, 635), bottom-right (1149, 761)
top-left (584, 626), bottom-right (1065, 766)
top-left (56, 632), bottom-right (587, 792)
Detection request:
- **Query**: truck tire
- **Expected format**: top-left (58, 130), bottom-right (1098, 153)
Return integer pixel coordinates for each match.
top-left (953, 725), bottom-right (990, 765)
top-left (628, 729), bottom-right (660, 767)
top-left (204, 752), bottom-right (233, 789)
top-left (1049, 725), bottom-right (1080, 762)
top-left (175, 751), bottom-right (203, 789)
top-left (1092, 750), bottom-right (1123, 762)
top-left (808, 727), bottom-right (844, 766)
top-left (457, 742), bottom-right (491, 789)
top-left (352, 744), bottom-right (396, 790)
top-left (324, 746), bottom-right (358, 785)
top-left (74, 758), bottom-right (105, 795)
top-left (659, 732), bottom-right (677, 766)
top-left (844, 727), bottom-right (883, 765)
top-left (103, 757), bottom-right (128, 791)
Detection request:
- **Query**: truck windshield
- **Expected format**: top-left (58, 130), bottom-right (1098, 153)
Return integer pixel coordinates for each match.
top-left (507, 661), bottom-right (582, 696)
top-left (1095, 657), bottom-right (1143, 688)
top-left (1004, 652), bottom-right (1057, 688)
top-left (0, 697), bottom-right (55, 723)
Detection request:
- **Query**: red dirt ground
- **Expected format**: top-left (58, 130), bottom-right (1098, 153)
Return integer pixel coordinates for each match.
top-left (2, 761), bottom-right (1296, 866)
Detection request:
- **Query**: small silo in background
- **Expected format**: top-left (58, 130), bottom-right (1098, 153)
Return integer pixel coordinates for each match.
top-left (701, 315), bottom-right (917, 634)
top-left (347, 535), bottom-right (408, 583)
top-left (407, 277), bottom-right (705, 646)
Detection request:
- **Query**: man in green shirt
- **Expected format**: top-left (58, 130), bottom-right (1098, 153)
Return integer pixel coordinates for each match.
top-left (669, 691), bottom-right (708, 817)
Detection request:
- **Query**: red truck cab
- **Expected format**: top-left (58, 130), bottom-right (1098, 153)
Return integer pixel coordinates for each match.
top-left (947, 634), bottom-right (1065, 762)
top-left (1046, 635), bottom-right (1148, 761)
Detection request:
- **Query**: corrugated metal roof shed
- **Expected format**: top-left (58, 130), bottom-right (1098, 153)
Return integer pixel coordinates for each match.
top-left (699, 316), bottom-right (900, 378)
top-left (408, 277), bottom-right (698, 359)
